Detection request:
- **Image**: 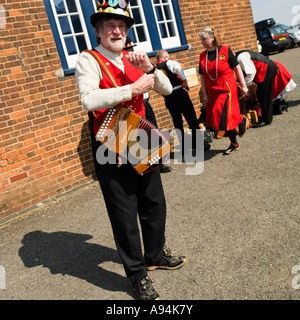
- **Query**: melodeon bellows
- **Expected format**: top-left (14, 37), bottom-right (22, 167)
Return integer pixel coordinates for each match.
top-left (95, 105), bottom-right (172, 175)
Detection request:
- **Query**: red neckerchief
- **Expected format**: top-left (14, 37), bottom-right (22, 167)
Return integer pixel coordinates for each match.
top-left (156, 59), bottom-right (165, 66)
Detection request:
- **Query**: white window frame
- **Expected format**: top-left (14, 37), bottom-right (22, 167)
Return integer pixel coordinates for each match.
top-left (128, 0), bottom-right (182, 52)
top-left (49, 0), bottom-right (92, 69)
top-left (45, 0), bottom-right (187, 73)
top-left (0, 5), bottom-right (6, 30)
top-left (152, 0), bottom-right (181, 48)
top-left (128, 0), bottom-right (152, 52)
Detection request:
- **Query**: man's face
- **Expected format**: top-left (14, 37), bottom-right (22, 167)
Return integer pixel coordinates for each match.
top-left (164, 53), bottom-right (170, 61)
top-left (97, 19), bottom-right (127, 53)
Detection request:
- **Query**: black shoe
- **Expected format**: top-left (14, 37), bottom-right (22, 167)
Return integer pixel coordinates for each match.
top-left (147, 247), bottom-right (187, 271)
top-left (223, 143), bottom-right (239, 155)
top-left (238, 116), bottom-right (249, 137)
top-left (132, 276), bottom-right (160, 300)
top-left (251, 121), bottom-right (271, 128)
top-left (160, 164), bottom-right (172, 173)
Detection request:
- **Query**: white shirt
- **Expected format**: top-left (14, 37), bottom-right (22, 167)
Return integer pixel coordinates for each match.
top-left (75, 45), bottom-right (172, 112)
top-left (166, 59), bottom-right (186, 80)
top-left (236, 51), bottom-right (257, 86)
top-left (165, 59), bottom-right (187, 91)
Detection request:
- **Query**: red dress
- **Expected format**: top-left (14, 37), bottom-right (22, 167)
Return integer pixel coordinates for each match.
top-left (272, 61), bottom-right (294, 99)
top-left (199, 46), bottom-right (242, 135)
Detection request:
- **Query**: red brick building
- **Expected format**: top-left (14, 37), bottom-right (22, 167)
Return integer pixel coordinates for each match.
top-left (0, 0), bottom-right (257, 222)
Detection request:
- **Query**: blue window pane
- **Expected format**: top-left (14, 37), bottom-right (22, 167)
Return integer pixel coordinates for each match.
top-left (164, 5), bottom-right (172, 20)
top-left (132, 8), bottom-right (142, 24)
top-left (65, 37), bottom-right (77, 55)
top-left (153, 0), bottom-right (160, 4)
top-left (130, 33), bottom-right (137, 43)
top-left (162, 0), bottom-right (169, 3)
top-left (71, 15), bottom-right (82, 33)
top-left (130, 0), bottom-right (138, 6)
top-left (76, 35), bottom-right (87, 52)
top-left (168, 22), bottom-right (175, 37)
top-left (136, 26), bottom-right (146, 42)
top-left (66, 0), bottom-right (77, 13)
top-left (159, 23), bottom-right (167, 38)
top-left (59, 16), bottom-right (71, 35)
top-left (155, 6), bottom-right (163, 22)
top-left (54, 0), bottom-right (66, 14)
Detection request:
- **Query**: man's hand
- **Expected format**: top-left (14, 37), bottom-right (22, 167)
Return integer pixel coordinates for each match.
top-left (126, 51), bottom-right (153, 73)
top-left (130, 73), bottom-right (155, 97)
top-left (240, 86), bottom-right (249, 97)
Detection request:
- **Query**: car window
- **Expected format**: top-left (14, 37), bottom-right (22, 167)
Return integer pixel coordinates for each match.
top-left (270, 25), bottom-right (286, 35)
top-left (261, 28), bottom-right (270, 39)
top-left (281, 24), bottom-right (289, 30)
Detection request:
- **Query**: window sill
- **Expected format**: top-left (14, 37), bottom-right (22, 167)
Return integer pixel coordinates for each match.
top-left (147, 44), bottom-right (190, 57)
top-left (63, 44), bottom-right (190, 75)
top-left (64, 68), bottom-right (76, 75)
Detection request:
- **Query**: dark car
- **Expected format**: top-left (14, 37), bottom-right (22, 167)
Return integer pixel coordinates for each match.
top-left (255, 18), bottom-right (290, 55)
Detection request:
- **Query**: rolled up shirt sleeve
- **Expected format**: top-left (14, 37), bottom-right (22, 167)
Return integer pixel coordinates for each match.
top-left (237, 52), bottom-right (256, 86)
top-left (166, 60), bottom-right (186, 80)
top-left (153, 69), bottom-right (172, 96)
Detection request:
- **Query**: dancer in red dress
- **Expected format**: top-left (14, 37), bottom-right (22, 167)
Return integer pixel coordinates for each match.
top-left (236, 50), bottom-right (296, 124)
top-left (199, 28), bottom-right (249, 154)
top-left (272, 61), bottom-right (296, 100)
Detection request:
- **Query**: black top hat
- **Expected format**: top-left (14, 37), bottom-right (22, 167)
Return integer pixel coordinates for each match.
top-left (91, 0), bottom-right (135, 28)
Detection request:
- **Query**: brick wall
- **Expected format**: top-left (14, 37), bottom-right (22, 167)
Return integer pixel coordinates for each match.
top-left (0, 0), bottom-right (95, 220)
top-left (0, 0), bottom-right (257, 221)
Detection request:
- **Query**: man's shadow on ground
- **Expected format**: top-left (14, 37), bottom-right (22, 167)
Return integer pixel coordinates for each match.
top-left (18, 230), bottom-right (133, 297)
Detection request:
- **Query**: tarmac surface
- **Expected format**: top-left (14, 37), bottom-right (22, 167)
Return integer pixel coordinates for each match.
top-left (0, 47), bottom-right (300, 301)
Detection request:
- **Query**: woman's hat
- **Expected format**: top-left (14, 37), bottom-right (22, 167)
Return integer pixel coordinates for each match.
top-left (91, 0), bottom-right (135, 28)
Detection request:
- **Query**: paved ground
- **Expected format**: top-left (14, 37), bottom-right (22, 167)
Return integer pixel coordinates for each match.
top-left (0, 47), bottom-right (300, 301)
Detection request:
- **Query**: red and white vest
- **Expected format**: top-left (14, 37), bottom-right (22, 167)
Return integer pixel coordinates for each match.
top-left (87, 50), bottom-right (145, 134)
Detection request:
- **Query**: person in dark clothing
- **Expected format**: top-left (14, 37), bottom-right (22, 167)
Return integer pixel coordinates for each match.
top-left (236, 50), bottom-right (278, 127)
top-left (156, 49), bottom-right (210, 157)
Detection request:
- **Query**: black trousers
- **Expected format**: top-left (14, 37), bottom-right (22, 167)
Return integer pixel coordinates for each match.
top-left (164, 88), bottom-right (200, 151)
top-left (256, 61), bottom-right (278, 123)
top-left (144, 98), bottom-right (158, 127)
top-left (89, 115), bottom-right (166, 284)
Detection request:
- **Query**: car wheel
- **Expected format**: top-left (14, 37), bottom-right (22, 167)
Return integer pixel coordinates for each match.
top-left (290, 39), bottom-right (295, 48)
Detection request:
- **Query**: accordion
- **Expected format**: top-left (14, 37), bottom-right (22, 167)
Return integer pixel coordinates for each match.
top-left (95, 105), bottom-right (172, 175)
top-left (85, 49), bottom-right (172, 175)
